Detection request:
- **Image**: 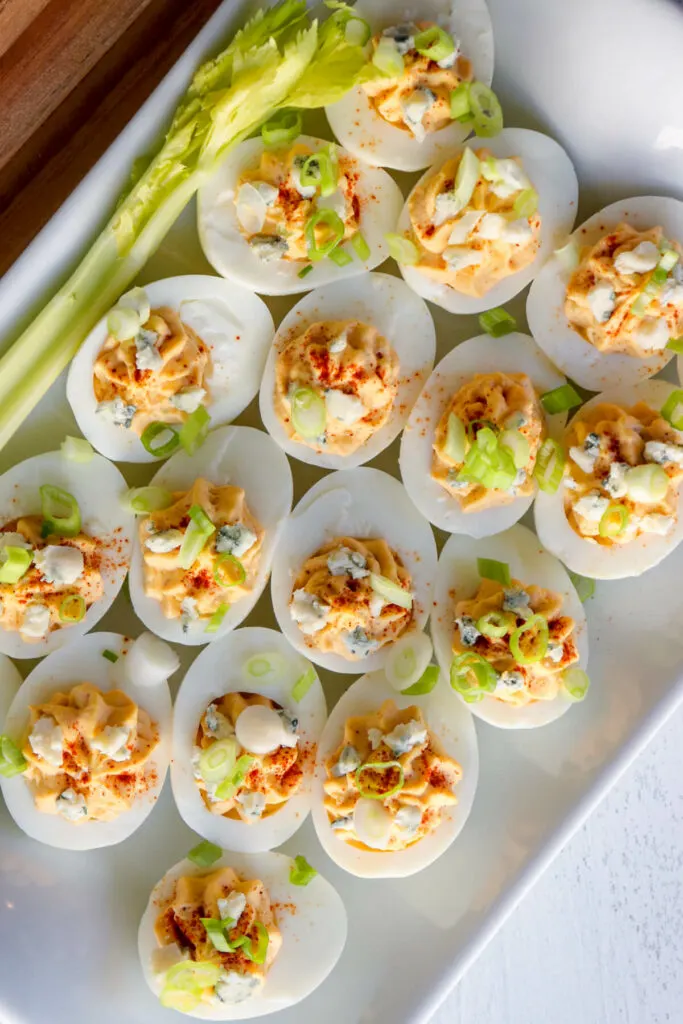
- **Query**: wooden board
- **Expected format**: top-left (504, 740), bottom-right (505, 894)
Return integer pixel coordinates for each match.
top-left (0, 0), bottom-right (224, 276)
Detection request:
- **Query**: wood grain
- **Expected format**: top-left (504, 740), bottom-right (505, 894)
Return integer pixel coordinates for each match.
top-left (0, 0), bottom-right (224, 276)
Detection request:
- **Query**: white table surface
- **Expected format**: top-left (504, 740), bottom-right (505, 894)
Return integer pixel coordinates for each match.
top-left (432, 705), bottom-right (683, 1024)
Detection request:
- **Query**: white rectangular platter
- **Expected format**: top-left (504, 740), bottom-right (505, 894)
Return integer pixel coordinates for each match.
top-left (2, 0), bottom-right (683, 1022)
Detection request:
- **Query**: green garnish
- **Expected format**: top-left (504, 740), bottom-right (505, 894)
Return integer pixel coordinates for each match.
top-left (140, 422), bottom-right (180, 459)
top-left (540, 383), bottom-right (582, 414)
top-left (178, 405), bottom-right (210, 455)
top-left (187, 839), bottom-right (223, 867)
top-left (0, 547), bottom-right (32, 585)
top-left (477, 557), bottom-right (511, 586)
top-left (292, 664), bottom-right (316, 702)
top-left (355, 760), bottom-right (405, 800)
top-left (478, 308), bottom-right (517, 337)
top-left (289, 854), bottom-right (317, 886)
top-left (401, 664), bottom-right (440, 695)
top-left (40, 485), bottom-right (81, 538)
top-left (0, 735), bottom-right (28, 778)
top-left (102, 649), bottom-right (119, 663)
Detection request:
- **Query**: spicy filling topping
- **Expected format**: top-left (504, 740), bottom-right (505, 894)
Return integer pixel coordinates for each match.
top-left (192, 693), bottom-right (303, 823)
top-left (289, 537), bottom-right (414, 659)
top-left (564, 400), bottom-right (683, 543)
top-left (323, 700), bottom-right (461, 851)
top-left (140, 478), bottom-right (263, 632)
top-left (153, 867), bottom-right (281, 1010)
top-left (406, 147), bottom-right (540, 296)
top-left (452, 576), bottom-right (580, 706)
top-left (94, 305), bottom-right (212, 435)
top-left (431, 372), bottom-right (546, 511)
top-left (234, 142), bottom-right (362, 267)
top-left (565, 224), bottom-right (683, 358)
top-left (274, 319), bottom-right (400, 456)
top-left (21, 682), bottom-right (158, 822)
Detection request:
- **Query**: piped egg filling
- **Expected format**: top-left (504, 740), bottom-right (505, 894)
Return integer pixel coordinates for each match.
top-left (363, 22), bottom-right (473, 143)
top-left (564, 224), bottom-right (683, 358)
top-left (94, 305), bottom-right (212, 435)
top-left (20, 682), bottom-right (158, 822)
top-left (140, 478), bottom-right (263, 631)
top-left (563, 401), bottom-right (683, 544)
top-left (406, 147), bottom-right (541, 296)
top-left (431, 372), bottom-right (546, 511)
top-left (192, 693), bottom-right (304, 824)
top-left (323, 699), bottom-right (460, 851)
top-left (289, 536), bottom-right (414, 659)
top-left (451, 577), bottom-right (580, 706)
top-left (153, 866), bottom-right (281, 1010)
top-left (273, 319), bottom-right (400, 455)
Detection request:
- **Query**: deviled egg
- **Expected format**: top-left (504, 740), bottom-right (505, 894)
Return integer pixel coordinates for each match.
top-left (432, 524), bottom-right (589, 727)
top-left (527, 197), bottom-right (683, 390)
top-left (400, 332), bottom-right (570, 536)
top-left (197, 133), bottom-right (403, 295)
top-left (0, 655), bottom-right (21, 727)
top-left (325, 0), bottom-right (495, 171)
top-left (393, 128), bottom-right (578, 313)
top-left (259, 273), bottom-right (436, 468)
top-left (171, 627), bottom-right (326, 852)
top-left (270, 468), bottom-right (438, 674)
top-left (535, 380), bottom-right (683, 578)
top-left (67, 276), bottom-right (274, 463)
top-left (0, 444), bottom-right (133, 658)
top-left (0, 631), bottom-right (174, 849)
top-left (129, 426), bottom-right (292, 645)
top-left (138, 846), bottom-right (347, 1018)
top-left (311, 668), bottom-right (477, 877)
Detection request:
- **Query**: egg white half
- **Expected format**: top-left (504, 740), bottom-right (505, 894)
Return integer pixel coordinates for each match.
top-left (0, 655), bottom-right (22, 726)
top-left (325, 0), bottom-right (494, 171)
top-left (527, 196), bottom-right (683, 390)
top-left (399, 332), bottom-right (568, 537)
top-left (0, 632), bottom-right (172, 850)
top-left (270, 468), bottom-right (438, 674)
top-left (171, 627), bottom-right (326, 852)
top-left (138, 849), bottom-right (347, 1020)
top-left (534, 379), bottom-right (683, 578)
top-left (259, 272), bottom-right (436, 469)
top-left (0, 450), bottom-right (134, 659)
top-left (431, 524), bottom-right (589, 728)
top-left (310, 669), bottom-right (478, 877)
top-left (129, 426), bottom-right (293, 646)
top-left (66, 275), bottom-right (274, 463)
top-left (396, 128), bottom-right (578, 313)
top-left (197, 135), bottom-right (404, 296)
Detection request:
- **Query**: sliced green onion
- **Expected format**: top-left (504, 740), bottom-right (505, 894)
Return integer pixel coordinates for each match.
top-left (214, 754), bottom-right (255, 801)
top-left (140, 422), bottom-right (180, 459)
top-left (453, 146), bottom-right (480, 212)
top-left (119, 286), bottom-right (150, 324)
top-left (563, 666), bottom-right (591, 702)
top-left (261, 108), bottom-right (302, 147)
top-left (300, 148), bottom-right (338, 197)
top-left (0, 546), bottom-right (32, 585)
top-left (205, 603), bottom-right (229, 634)
top-left (179, 405), bottom-right (210, 455)
top-left (442, 413), bottom-right (467, 463)
top-left (59, 594), bottom-right (86, 623)
top-left (292, 665), bottom-right (316, 702)
top-left (0, 735), bottom-right (27, 777)
top-left (541, 383), bottom-right (582, 414)
top-left (660, 389), bottom-right (683, 430)
top-left (239, 922), bottom-right (270, 965)
top-left (198, 737), bottom-right (239, 783)
top-left (178, 504), bottom-right (215, 570)
top-left (372, 35), bottom-right (404, 76)
top-left (459, 437), bottom-right (516, 491)
top-left (214, 552), bottom-right (246, 588)
top-left (102, 649), bottom-right (119, 663)
top-left (298, 264), bottom-right (314, 279)
top-left (468, 82), bottom-right (504, 137)
top-left (244, 651), bottom-right (288, 681)
top-left (567, 572), bottom-right (595, 603)
top-left (160, 989), bottom-right (199, 1013)
top-left (201, 917), bottom-right (233, 953)
top-left (290, 854), bottom-right (317, 886)
top-left (450, 651), bottom-right (498, 702)
top-left (369, 572), bottom-right (413, 610)
top-left (60, 436), bottom-right (94, 462)
top-left (165, 960), bottom-right (221, 993)
top-left (630, 291), bottom-right (651, 316)
top-left (598, 502), bottom-right (629, 539)
top-left (40, 484), bottom-right (81, 538)
top-left (328, 245), bottom-right (353, 267)
top-left (291, 386), bottom-right (326, 439)
top-left (513, 188), bottom-right (538, 219)
top-left (385, 631), bottom-right (433, 691)
top-left (385, 233), bottom-right (419, 265)
top-left (187, 839), bottom-right (223, 867)
top-left (509, 614), bottom-right (549, 664)
top-left (345, 15), bottom-right (371, 46)
top-left (499, 429), bottom-right (530, 469)
top-left (351, 232), bottom-right (371, 261)
top-left (659, 249), bottom-right (679, 272)
top-left (666, 336), bottom-right (683, 353)
top-left (554, 238), bottom-right (580, 273)
top-left (414, 25), bottom-right (455, 62)
top-left (122, 486), bottom-right (173, 514)
top-left (107, 306), bottom-right (140, 341)
top-left (355, 760), bottom-right (405, 800)
top-left (476, 610), bottom-right (516, 638)
top-left (450, 82), bottom-right (472, 121)
top-left (534, 438), bottom-right (565, 494)
top-left (467, 420), bottom-right (498, 446)
top-left (624, 464), bottom-right (669, 504)
top-left (478, 307), bottom-right (517, 337)
top-left (401, 664), bottom-right (440, 695)
top-left (477, 557), bottom-right (511, 586)
top-left (650, 265), bottom-right (669, 287)
top-left (305, 210), bottom-right (345, 261)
